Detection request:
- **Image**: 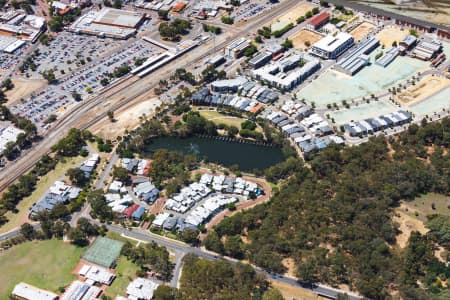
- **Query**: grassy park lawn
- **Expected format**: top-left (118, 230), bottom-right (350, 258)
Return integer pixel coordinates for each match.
top-left (0, 156), bottom-right (86, 234)
top-left (106, 231), bottom-right (138, 246)
top-left (400, 193), bottom-right (450, 222)
top-left (105, 257), bottom-right (139, 298)
top-left (0, 239), bottom-right (84, 298)
top-left (197, 109), bottom-right (262, 132)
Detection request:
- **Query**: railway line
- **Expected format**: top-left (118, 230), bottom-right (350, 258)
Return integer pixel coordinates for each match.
top-left (0, 0), bottom-right (301, 193)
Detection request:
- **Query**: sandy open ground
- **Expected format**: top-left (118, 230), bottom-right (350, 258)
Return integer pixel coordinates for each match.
top-left (290, 29), bottom-right (324, 50)
top-left (396, 75), bottom-right (450, 105)
top-left (350, 21), bottom-right (376, 42)
top-left (90, 96), bottom-right (162, 139)
top-left (275, 1), bottom-right (315, 24)
top-left (271, 280), bottom-right (325, 300)
top-left (376, 26), bottom-right (408, 47)
top-left (393, 205), bottom-right (428, 248)
top-left (356, 0), bottom-right (450, 27)
top-left (282, 258), bottom-right (297, 277)
top-left (5, 77), bottom-right (47, 103)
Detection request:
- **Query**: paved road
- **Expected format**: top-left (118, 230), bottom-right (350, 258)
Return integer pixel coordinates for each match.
top-left (0, 213), bottom-right (362, 299)
top-left (70, 153), bottom-right (119, 227)
top-left (106, 225), bottom-right (362, 300)
top-left (0, 0), bottom-right (304, 194)
top-left (328, 0), bottom-right (450, 32)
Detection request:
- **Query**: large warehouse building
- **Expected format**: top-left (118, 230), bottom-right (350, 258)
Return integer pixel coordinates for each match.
top-left (310, 32), bottom-right (354, 59)
top-left (69, 8), bottom-right (145, 39)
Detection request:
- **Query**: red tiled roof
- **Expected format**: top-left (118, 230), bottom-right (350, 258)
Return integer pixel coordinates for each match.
top-left (124, 204), bottom-right (139, 218)
top-left (309, 12), bottom-right (329, 27)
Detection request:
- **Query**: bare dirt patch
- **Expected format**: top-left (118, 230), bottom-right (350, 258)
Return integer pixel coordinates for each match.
top-left (290, 29), bottom-right (324, 50)
top-left (271, 280), bottom-right (324, 300)
top-left (282, 258), bottom-right (297, 277)
top-left (376, 26), bottom-right (409, 48)
top-left (276, 1), bottom-right (316, 24)
top-left (396, 75), bottom-right (450, 105)
top-left (393, 206), bottom-right (429, 248)
top-left (349, 21), bottom-right (376, 42)
top-left (90, 97), bottom-right (162, 140)
top-left (5, 77), bottom-right (47, 103)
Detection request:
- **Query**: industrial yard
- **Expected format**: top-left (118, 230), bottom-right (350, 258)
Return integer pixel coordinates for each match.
top-left (289, 29), bottom-right (324, 50)
top-left (396, 75), bottom-right (450, 105)
top-left (349, 21), bottom-right (376, 42)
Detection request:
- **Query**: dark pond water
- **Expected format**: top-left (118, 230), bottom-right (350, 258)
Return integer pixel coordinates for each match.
top-left (144, 136), bottom-right (285, 171)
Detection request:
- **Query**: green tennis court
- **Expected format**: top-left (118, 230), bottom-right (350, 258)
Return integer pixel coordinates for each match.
top-left (82, 237), bottom-right (124, 268)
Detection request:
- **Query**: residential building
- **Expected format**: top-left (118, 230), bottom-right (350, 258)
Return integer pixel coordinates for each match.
top-left (211, 76), bottom-right (248, 93)
top-left (30, 181), bottom-right (81, 216)
top-left (126, 278), bottom-right (159, 300)
top-left (252, 51), bottom-right (320, 91)
top-left (133, 180), bottom-right (159, 203)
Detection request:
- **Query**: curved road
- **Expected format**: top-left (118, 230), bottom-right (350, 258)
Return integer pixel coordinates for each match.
top-left (0, 222), bottom-right (362, 300)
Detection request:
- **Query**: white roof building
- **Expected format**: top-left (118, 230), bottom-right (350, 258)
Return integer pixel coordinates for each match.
top-left (153, 212), bottom-right (170, 227)
top-left (61, 280), bottom-right (101, 300)
top-left (126, 277), bottom-right (159, 300)
top-left (311, 32), bottom-right (354, 59)
top-left (0, 125), bottom-right (24, 155)
top-left (109, 180), bottom-right (123, 193)
top-left (12, 283), bottom-right (58, 300)
top-left (78, 264), bottom-right (115, 285)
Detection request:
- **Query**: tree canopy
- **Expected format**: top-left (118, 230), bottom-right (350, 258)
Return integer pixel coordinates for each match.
top-left (206, 118), bottom-right (450, 299)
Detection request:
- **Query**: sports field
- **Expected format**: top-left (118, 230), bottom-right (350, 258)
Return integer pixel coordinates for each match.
top-left (0, 239), bottom-right (84, 298)
top-left (82, 237), bottom-right (124, 268)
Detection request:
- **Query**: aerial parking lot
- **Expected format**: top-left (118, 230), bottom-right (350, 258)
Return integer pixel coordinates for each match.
top-left (10, 39), bottom-right (164, 130)
top-left (26, 32), bottom-right (128, 79)
top-left (0, 43), bottom-right (30, 78)
top-left (233, 1), bottom-right (274, 23)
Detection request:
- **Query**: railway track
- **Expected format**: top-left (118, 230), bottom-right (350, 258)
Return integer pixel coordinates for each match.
top-left (0, 0), bottom-right (300, 192)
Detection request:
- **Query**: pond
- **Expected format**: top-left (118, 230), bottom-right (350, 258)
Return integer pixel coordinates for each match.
top-left (144, 136), bottom-right (285, 171)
